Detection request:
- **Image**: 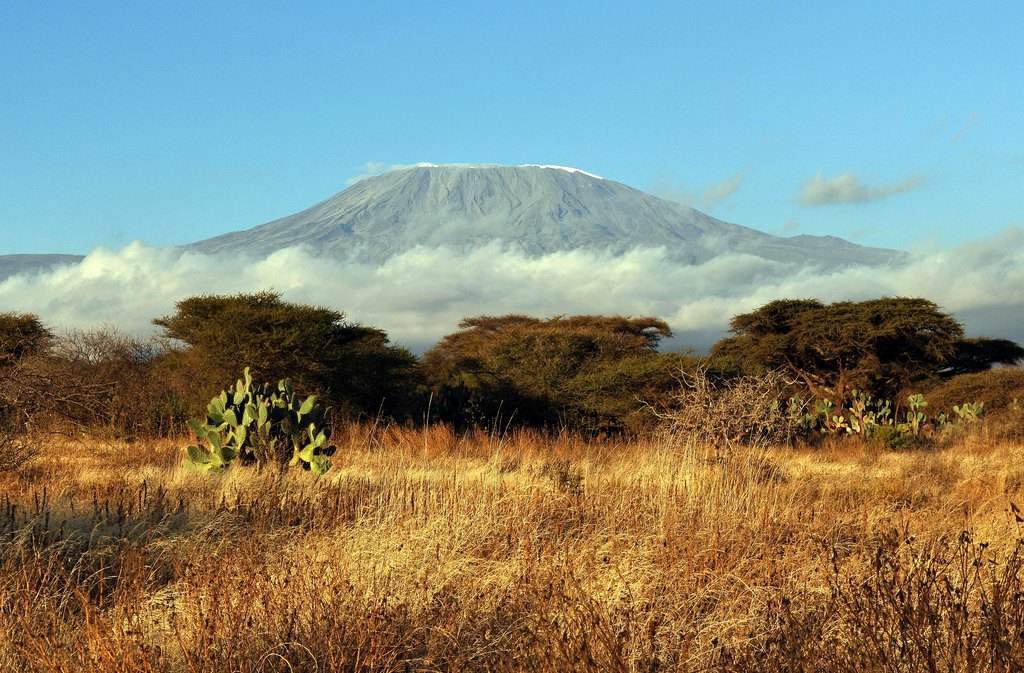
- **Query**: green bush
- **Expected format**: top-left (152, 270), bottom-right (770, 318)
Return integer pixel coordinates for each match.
top-left (870, 423), bottom-right (922, 451)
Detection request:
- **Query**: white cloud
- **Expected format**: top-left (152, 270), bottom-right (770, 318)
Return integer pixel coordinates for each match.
top-left (1, 230), bottom-right (1022, 351)
top-left (800, 172), bottom-right (924, 206)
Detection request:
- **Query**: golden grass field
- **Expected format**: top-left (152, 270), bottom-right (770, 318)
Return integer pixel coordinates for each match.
top-left (2, 425), bottom-right (1024, 672)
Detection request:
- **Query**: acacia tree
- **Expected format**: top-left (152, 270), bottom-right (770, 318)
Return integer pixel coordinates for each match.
top-left (1, 313), bottom-right (52, 436)
top-left (0, 313), bottom-right (51, 367)
top-left (710, 297), bottom-right (1023, 402)
top-left (946, 338), bottom-right (1024, 376)
top-left (154, 291), bottom-right (420, 419)
top-left (422, 314), bottom-right (688, 433)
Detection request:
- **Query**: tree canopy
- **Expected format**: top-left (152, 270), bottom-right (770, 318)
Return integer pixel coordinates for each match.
top-left (154, 291), bottom-right (419, 419)
top-left (0, 313), bottom-right (52, 367)
top-left (422, 314), bottom-right (688, 433)
top-left (946, 338), bottom-right (1024, 377)
top-left (710, 297), bottom-right (1024, 401)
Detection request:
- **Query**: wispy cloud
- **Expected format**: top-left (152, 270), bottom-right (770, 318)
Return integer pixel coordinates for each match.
top-left (949, 112), bottom-right (978, 144)
top-left (800, 172), bottom-right (924, 206)
top-left (702, 173), bottom-right (744, 208)
top-left (652, 172), bottom-right (744, 210)
top-left (1, 230), bottom-right (1022, 351)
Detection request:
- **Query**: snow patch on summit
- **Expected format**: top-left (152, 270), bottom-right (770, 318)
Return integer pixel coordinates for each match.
top-left (518, 164), bottom-right (604, 179)
top-left (384, 162), bottom-right (604, 179)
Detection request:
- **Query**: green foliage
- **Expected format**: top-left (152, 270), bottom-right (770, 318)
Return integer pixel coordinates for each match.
top-left (423, 314), bottom-right (687, 433)
top-left (711, 297), bottom-right (1021, 401)
top-left (186, 368), bottom-right (336, 475)
top-left (870, 423), bottom-right (920, 451)
top-left (154, 291), bottom-right (420, 420)
top-left (782, 396), bottom-right (819, 434)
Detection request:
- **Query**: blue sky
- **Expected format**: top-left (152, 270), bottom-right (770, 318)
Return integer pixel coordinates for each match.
top-left (1, 2), bottom-right (1021, 255)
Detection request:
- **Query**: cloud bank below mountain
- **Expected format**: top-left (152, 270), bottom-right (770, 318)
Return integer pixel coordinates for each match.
top-left (0, 228), bottom-right (1021, 351)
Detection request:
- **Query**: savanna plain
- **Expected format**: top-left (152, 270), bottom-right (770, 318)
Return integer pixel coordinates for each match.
top-left (3, 297), bottom-right (1024, 672)
top-left (4, 424), bottom-right (1024, 672)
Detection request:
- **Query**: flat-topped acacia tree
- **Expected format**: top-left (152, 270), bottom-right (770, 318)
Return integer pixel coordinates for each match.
top-left (422, 314), bottom-right (690, 433)
top-left (154, 291), bottom-right (420, 420)
top-left (711, 297), bottom-right (1024, 402)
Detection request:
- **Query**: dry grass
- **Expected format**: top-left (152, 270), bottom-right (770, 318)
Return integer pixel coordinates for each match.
top-left (2, 425), bottom-right (1024, 671)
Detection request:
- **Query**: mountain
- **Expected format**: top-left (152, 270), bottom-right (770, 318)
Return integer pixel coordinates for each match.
top-left (1, 165), bottom-right (901, 282)
top-left (0, 254), bottom-right (85, 281)
top-left (191, 164), bottom-right (900, 266)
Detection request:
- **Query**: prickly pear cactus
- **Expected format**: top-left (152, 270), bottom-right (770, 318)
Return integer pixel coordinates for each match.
top-left (900, 393), bottom-right (929, 437)
top-left (185, 367), bottom-right (336, 475)
top-left (797, 388), bottom-right (987, 446)
top-left (952, 401), bottom-right (984, 423)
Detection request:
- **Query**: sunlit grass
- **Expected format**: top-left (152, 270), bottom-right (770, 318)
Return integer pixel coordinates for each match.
top-left (1, 426), bottom-right (1022, 671)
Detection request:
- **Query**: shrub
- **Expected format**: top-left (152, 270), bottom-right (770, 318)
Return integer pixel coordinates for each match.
top-left (922, 368), bottom-right (1024, 440)
top-left (53, 328), bottom-right (195, 437)
top-left (804, 391), bottom-right (985, 448)
top-left (0, 432), bottom-right (37, 472)
top-left (0, 313), bottom-right (51, 435)
top-left (648, 367), bottom-right (804, 451)
top-left (923, 368), bottom-right (1024, 417)
top-left (651, 370), bottom-right (990, 450)
top-left (870, 423), bottom-right (922, 451)
top-left (0, 319), bottom-right (117, 438)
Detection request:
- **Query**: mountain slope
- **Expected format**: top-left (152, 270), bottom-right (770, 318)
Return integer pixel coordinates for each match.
top-left (0, 254), bottom-right (85, 282)
top-left (191, 164), bottom-right (900, 266)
